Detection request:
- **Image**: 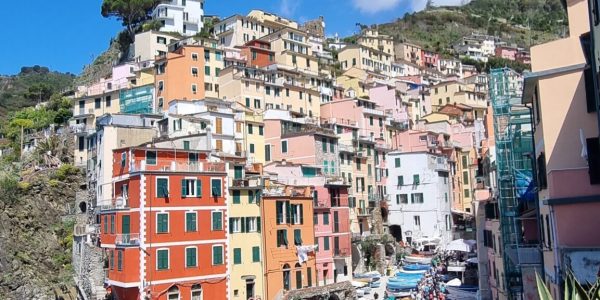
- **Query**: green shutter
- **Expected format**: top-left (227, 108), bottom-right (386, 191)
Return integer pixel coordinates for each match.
top-left (323, 237), bottom-right (330, 250)
top-left (186, 248), bottom-right (196, 267)
top-left (229, 218), bottom-right (235, 234)
top-left (196, 179), bottom-right (202, 197)
top-left (211, 179), bottom-right (222, 197)
top-left (186, 213), bottom-right (196, 232)
top-left (257, 217), bottom-right (261, 233)
top-left (181, 179), bottom-right (188, 197)
top-left (212, 212), bottom-right (221, 230)
top-left (157, 178), bottom-right (168, 197)
top-left (252, 246), bottom-right (260, 262)
top-left (276, 202), bottom-right (283, 224)
top-left (110, 215), bottom-right (115, 233)
top-left (117, 250), bottom-right (123, 271)
top-left (241, 216), bottom-right (246, 233)
top-left (157, 250), bottom-right (168, 270)
top-left (183, 141), bottom-right (190, 150)
top-left (323, 213), bottom-right (329, 225)
top-left (294, 229), bottom-right (302, 245)
top-left (245, 98), bottom-right (250, 107)
top-left (233, 248), bottom-right (241, 264)
top-left (285, 201), bottom-right (292, 224)
top-left (157, 214), bottom-right (168, 233)
top-left (233, 190), bottom-right (241, 204)
top-left (213, 246), bottom-right (223, 265)
top-left (282, 229), bottom-right (288, 246)
top-left (299, 204), bottom-right (304, 224)
top-left (282, 141), bottom-right (288, 153)
top-left (249, 191), bottom-right (254, 204)
top-left (395, 157), bottom-right (401, 167)
top-left (322, 138), bottom-right (327, 152)
top-left (103, 216), bottom-right (108, 233)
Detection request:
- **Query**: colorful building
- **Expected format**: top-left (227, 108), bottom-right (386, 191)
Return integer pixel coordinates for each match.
top-left (100, 145), bottom-right (228, 300)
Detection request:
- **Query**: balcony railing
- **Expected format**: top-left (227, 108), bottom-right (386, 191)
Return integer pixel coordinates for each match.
top-left (357, 207), bottom-right (373, 217)
top-left (99, 196), bottom-right (129, 211)
top-left (131, 160), bottom-right (226, 173)
top-left (362, 107), bottom-right (386, 117)
top-left (506, 244), bottom-right (542, 266)
top-left (115, 233), bottom-right (140, 247)
top-left (230, 177), bottom-right (263, 189)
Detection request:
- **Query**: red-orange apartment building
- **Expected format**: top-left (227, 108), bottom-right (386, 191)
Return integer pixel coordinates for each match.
top-left (100, 146), bottom-right (228, 300)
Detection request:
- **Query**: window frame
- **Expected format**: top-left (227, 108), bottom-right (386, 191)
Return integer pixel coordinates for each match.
top-left (185, 246), bottom-right (198, 268)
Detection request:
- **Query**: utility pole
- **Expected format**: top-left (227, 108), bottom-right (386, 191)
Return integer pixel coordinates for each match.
top-left (20, 125), bottom-right (24, 158)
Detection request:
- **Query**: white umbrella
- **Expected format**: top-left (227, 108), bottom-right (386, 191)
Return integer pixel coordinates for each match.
top-left (447, 278), bottom-right (462, 286)
top-left (446, 239), bottom-right (471, 252)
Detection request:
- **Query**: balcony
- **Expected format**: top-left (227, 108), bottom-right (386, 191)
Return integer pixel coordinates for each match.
top-left (99, 196), bottom-right (129, 211)
top-left (325, 176), bottom-right (350, 186)
top-left (314, 201), bottom-right (331, 209)
top-left (183, 17), bottom-right (199, 24)
top-left (362, 107), bottom-right (386, 117)
top-left (115, 233), bottom-right (140, 247)
top-left (230, 177), bottom-right (263, 189)
top-left (70, 124), bottom-right (96, 136)
top-left (131, 160), bottom-right (226, 173)
top-left (357, 207), bottom-right (373, 217)
top-left (338, 144), bottom-right (356, 153)
top-left (506, 245), bottom-right (542, 266)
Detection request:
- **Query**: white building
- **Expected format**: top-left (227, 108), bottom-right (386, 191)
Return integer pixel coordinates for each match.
top-left (151, 0), bottom-right (205, 36)
top-left (386, 152), bottom-right (453, 246)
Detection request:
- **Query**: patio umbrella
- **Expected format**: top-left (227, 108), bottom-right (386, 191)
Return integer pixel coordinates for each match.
top-left (446, 239), bottom-right (472, 252)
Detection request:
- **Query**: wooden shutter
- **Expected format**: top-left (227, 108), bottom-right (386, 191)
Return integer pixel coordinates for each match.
top-left (196, 179), bottom-right (202, 197)
top-left (257, 217), bottom-right (261, 233)
top-left (216, 117), bottom-right (223, 134)
top-left (181, 179), bottom-right (188, 197)
top-left (299, 204), bottom-right (304, 224)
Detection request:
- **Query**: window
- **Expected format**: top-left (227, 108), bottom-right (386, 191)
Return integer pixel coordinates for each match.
top-left (254, 99), bottom-right (261, 109)
top-left (291, 204), bottom-right (303, 224)
top-left (106, 95), bottom-right (112, 107)
top-left (252, 246), bottom-right (260, 262)
top-left (191, 285), bottom-right (202, 300)
top-left (283, 264), bottom-right (291, 290)
top-left (157, 249), bottom-right (169, 270)
top-left (414, 216), bottom-right (421, 228)
top-left (323, 213), bottom-right (329, 225)
top-left (395, 157), bottom-right (401, 167)
top-left (212, 245), bottom-right (224, 265)
top-left (329, 139), bottom-right (335, 152)
top-left (413, 174), bottom-right (420, 185)
top-left (192, 84), bottom-right (197, 94)
top-left (183, 141), bottom-right (190, 150)
top-left (323, 236), bottom-right (330, 250)
top-left (247, 124), bottom-right (253, 134)
top-left (117, 250), bottom-right (123, 271)
top-left (446, 215), bottom-right (451, 231)
top-left (204, 66), bottom-right (210, 76)
top-left (192, 67), bottom-right (198, 77)
top-left (146, 151), bottom-right (157, 165)
top-left (204, 50), bottom-right (210, 61)
top-left (411, 193), bottom-right (424, 204)
top-left (181, 179), bottom-right (200, 197)
top-left (294, 229), bottom-right (303, 245)
top-left (157, 178), bottom-right (169, 197)
top-left (537, 153), bottom-right (548, 189)
top-left (266, 86), bottom-right (271, 95)
top-left (462, 155), bottom-right (468, 168)
top-left (233, 248), bottom-right (242, 264)
top-left (369, 116), bottom-right (374, 126)
top-left (157, 213), bottom-right (169, 233)
top-left (245, 97), bottom-right (250, 107)
top-left (211, 179), bottom-right (222, 197)
top-left (269, 53), bottom-right (274, 61)
top-left (186, 212), bottom-right (197, 232)
top-left (212, 211), bottom-right (223, 230)
top-left (397, 176), bottom-right (404, 186)
top-left (281, 140), bottom-right (288, 153)
top-left (186, 247), bottom-right (197, 267)
top-left (397, 194), bottom-right (408, 204)
top-left (192, 53), bottom-right (198, 61)
top-left (464, 189), bottom-right (470, 198)
top-left (95, 98), bottom-right (101, 109)
top-left (259, 126), bottom-right (264, 135)
top-left (463, 171), bottom-right (469, 184)
top-left (277, 229), bottom-right (288, 247)
top-left (249, 143), bottom-right (255, 153)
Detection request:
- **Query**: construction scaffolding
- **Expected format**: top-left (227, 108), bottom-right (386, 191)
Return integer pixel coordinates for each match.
top-left (489, 68), bottom-right (539, 299)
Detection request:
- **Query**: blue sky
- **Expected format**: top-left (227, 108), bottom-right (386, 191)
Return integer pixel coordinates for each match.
top-left (0, 0), bottom-right (465, 76)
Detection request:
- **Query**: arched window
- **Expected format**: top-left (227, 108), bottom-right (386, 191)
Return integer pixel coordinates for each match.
top-left (282, 263), bottom-right (291, 291)
top-left (167, 286), bottom-right (179, 300)
top-left (191, 284), bottom-right (202, 300)
top-left (295, 263), bottom-right (302, 289)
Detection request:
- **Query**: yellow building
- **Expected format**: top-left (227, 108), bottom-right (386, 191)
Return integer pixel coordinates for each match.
top-left (357, 29), bottom-right (394, 57)
top-left (338, 44), bottom-right (393, 75)
top-left (430, 80), bottom-right (487, 118)
top-left (226, 161), bottom-right (265, 300)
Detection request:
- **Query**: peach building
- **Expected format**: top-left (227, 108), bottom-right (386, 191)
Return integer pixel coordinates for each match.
top-left (260, 184), bottom-right (317, 300)
top-left (522, 0), bottom-right (600, 297)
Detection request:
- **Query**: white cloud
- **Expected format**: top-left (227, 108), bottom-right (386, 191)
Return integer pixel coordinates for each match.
top-left (352, 0), bottom-right (402, 14)
top-left (279, 0), bottom-right (300, 17)
top-left (410, 0), bottom-right (471, 12)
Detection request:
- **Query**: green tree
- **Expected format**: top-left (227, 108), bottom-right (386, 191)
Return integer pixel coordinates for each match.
top-left (101, 0), bottom-right (158, 40)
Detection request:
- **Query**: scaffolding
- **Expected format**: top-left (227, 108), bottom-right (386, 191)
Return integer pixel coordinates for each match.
top-left (489, 68), bottom-right (535, 299)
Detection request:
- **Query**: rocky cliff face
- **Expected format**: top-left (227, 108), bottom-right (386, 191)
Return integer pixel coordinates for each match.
top-left (0, 167), bottom-right (84, 299)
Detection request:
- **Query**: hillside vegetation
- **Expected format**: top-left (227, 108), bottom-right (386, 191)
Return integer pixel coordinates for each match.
top-left (375, 0), bottom-right (567, 56)
top-left (0, 66), bottom-right (74, 116)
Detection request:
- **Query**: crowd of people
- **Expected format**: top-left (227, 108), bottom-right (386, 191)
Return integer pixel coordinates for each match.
top-left (410, 267), bottom-right (447, 300)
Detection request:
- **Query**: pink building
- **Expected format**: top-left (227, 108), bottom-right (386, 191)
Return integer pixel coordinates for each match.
top-left (520, 0), bottom-right (600, 297)
top-left (421, 49), bottom-right (440, 68)
top-left (263, 163), bottom-right (352, 286)
top-left (494, 46), bottom-right (518, 61)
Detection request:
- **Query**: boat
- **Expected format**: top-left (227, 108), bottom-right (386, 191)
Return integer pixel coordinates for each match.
top-left (402, 263), bottom-right (431, 271)
top-left (446, 286), bottom-right (478, 300)
top-left (397, 268), bottom-right (427, 274)
top-left (404, 255), bottom-right (433, 264)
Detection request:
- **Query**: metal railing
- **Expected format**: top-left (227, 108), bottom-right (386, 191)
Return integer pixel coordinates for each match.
top-left (115, 233), bottom-right (140, 246)
top-left (131, 160), bottom-right (226, 173)
top-left (230, 177), bottom-right (263, 189)
top-left (334, 248), bottom-right (351, 257)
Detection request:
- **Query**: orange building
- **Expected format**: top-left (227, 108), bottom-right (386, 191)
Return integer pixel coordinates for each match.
top-left (241, 40), bottom-right (275, 68)
top-left (100, 146), bottom-right (228, 300)
top-left (261, 185), bottom-right (318, 300)
top-left (155, 45), bottom-right (206, 112)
